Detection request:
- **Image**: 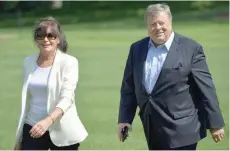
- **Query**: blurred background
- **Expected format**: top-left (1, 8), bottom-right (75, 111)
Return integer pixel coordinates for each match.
top-left (0, 1), bottom-right (229, 150)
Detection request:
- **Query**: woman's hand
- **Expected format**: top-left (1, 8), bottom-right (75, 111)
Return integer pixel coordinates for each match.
top-left (30, 116), bottom-right (53, 138)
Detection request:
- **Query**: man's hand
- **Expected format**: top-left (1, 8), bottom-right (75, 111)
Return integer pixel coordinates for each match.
top-left (210, 127), bottom-right (224, 143)
top-left (117, 123), bottom-right (131, 142)
top-left (30, 116), bottom-right (53, 138)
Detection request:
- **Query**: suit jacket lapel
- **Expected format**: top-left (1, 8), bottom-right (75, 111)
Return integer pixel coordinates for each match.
top-left (139, 37), bottom-right (150, 95)
top-left (47, 49), bottom-right (62, 112)
top-left (21, 53), bottom-right (39, 116)
top-left (151, 33), bottom-right (180, 95)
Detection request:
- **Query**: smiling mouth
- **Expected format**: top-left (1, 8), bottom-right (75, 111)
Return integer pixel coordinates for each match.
top-left (42, 44), bottom-right (51, 47)
top-left (156, 32), bottom-right (163, 35)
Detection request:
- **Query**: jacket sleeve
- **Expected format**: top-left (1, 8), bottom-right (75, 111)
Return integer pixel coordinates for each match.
top-left (118, 44), bottom-right (137, 124)
top-left (56, 57), bottom-right (78, 114)
top-left (191, 44), bottom-right (225, 129)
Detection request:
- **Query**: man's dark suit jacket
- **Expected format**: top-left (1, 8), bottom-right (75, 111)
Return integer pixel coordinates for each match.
top-left (118, 32), bottom-right (225, 148)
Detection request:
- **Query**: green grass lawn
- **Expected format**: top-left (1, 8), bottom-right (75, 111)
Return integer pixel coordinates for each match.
top-left (0, 20), bottom-right (228, 150)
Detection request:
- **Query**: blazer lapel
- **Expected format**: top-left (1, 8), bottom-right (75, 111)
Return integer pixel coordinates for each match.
top-left (151, 33), bottom-right (180, 95)
top-left (139, 37), bottom-right (150, 95)
top-left (47, 49), bottom-right (62, 112)
top-left (21, 54), bottom-right (39, 116)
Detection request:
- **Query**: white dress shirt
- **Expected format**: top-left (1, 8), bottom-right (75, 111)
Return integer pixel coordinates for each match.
top-left (144, 32), bottom-right (175, 94)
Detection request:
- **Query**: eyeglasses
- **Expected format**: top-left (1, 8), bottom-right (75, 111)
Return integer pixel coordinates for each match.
top-left (35, 32), bottom-right (57, 40)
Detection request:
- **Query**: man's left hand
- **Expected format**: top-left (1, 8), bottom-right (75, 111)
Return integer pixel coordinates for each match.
top-left (210, 127), bottom-right (224, 143)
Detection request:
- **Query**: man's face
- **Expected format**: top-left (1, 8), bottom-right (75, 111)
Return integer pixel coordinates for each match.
top-left (147, 12), bottom-right (172, 45)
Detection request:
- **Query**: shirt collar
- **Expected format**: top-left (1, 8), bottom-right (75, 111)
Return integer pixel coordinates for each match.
top-left (149, 31), bottom-right (175, 51)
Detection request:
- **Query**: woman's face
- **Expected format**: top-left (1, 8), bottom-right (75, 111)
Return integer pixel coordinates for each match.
top-left (35, 26), bottom-right (60, 54)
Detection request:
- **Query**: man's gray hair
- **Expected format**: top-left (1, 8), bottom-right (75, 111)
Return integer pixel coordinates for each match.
top-left (145, 3), bottom-right (172, 21)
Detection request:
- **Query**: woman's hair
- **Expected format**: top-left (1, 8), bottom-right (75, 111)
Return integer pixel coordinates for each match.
top-left (33, 16), bottom-right (68, 53)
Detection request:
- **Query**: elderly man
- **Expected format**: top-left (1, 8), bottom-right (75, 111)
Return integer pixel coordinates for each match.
top-left (117, 3), bottom-right (225, 150)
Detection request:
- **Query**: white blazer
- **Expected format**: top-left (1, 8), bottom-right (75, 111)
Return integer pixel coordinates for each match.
top-left (15, 49), bottom-right (88, 146)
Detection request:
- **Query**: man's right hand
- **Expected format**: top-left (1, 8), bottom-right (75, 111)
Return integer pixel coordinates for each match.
top-left (117, 123), bottom-right (131, 142)
top-left (14, 142), bottom-right (21, 150)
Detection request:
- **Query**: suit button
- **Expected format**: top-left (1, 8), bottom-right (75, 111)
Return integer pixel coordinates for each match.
top-left (148, 96), bottom-right (152, 101)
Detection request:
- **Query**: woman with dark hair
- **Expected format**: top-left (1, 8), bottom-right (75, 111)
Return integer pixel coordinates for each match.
top-left (14, 16), bottom-right (88, 150)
